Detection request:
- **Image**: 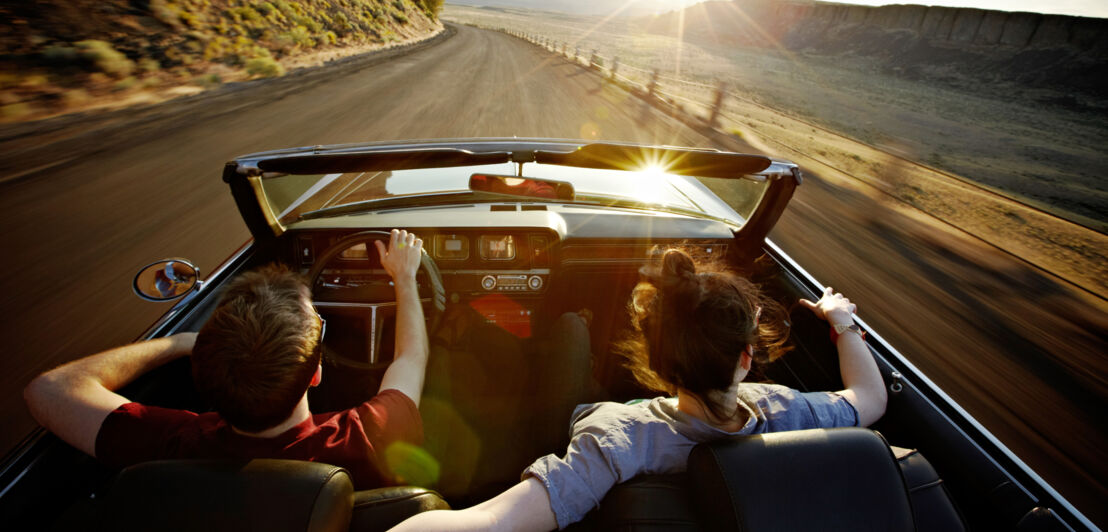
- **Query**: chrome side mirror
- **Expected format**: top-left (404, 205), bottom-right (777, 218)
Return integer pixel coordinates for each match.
top-left (133, 259), bottom-right (200, 302)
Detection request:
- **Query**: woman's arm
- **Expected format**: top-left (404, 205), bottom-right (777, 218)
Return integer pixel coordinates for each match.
top-left (799, 287), bottom-right (887, 426)
top-left (389, 477), bottom-right (557, 532)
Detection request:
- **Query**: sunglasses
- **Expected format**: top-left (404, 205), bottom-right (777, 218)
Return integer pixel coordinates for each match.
top-left (313, 312), bottom-right (327, 359)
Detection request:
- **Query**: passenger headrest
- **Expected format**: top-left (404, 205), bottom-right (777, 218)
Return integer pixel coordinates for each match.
top-left (688, 427), bottom-right (914, 532)
top-left (97, 459), bottom-right (353, 532)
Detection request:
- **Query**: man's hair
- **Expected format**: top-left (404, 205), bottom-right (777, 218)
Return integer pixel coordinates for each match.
top-left (192, 264), bottom-right (321, 432)
top-left (617, 248), bottom-right (790, 421)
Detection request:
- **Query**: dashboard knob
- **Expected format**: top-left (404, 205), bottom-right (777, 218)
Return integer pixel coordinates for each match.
top-left (481, 275), bottom-right (497, 290)
top-left (528, 275), bottom-right (543, 290)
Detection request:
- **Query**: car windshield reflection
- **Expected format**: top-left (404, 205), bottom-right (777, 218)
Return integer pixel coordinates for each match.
top-left (262, 162), bottom-right (763, 227)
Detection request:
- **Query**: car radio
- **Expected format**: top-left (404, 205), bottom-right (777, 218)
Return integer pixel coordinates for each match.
top-left (480, 273), bottom-right (544, 291)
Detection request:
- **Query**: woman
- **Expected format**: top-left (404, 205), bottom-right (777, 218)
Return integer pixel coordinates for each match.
top-left (392, 249), bottom-right (887, 531)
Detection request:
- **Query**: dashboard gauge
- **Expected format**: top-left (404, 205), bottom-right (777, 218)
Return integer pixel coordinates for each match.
top-left (338, 242), bottom-right (369, 260)
top-left (434, 234), bottom-right (470, 260)
top-left (479, 235), bottom-right (516, 260)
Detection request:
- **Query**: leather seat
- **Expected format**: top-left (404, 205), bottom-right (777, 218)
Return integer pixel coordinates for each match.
top-left (89, 459), bottom-right (448, 532)
top-left (350, 485), bottom-right (451, 532)
top-left (689, 428), bottom-right (914, 531)
top-left (579, 428), bottom-right (964, 531)
top-left (97, 459), bottom-right (354, 532)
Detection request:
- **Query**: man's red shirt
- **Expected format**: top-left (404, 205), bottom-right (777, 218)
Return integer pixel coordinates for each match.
top-left (94, 389), bottom-right (422, 490)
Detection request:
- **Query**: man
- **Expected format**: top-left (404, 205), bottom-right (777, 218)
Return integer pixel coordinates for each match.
top-left (24, 229), bottom-right (428, 489)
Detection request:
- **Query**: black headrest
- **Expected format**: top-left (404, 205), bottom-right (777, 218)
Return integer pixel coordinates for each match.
top-left (97, 459), bottom-right (353, 532)
top-left (689, 428), bottom-right (915, 532)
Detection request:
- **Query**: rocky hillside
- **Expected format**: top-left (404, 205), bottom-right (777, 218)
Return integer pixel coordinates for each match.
top-left (0, 0), bottom-right (444, 122)
top-left (643, 0), bottom-right (1107, 101)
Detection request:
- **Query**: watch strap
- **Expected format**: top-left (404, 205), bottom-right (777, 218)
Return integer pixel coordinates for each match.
top-left (830, 323), bottom-right (866, 343)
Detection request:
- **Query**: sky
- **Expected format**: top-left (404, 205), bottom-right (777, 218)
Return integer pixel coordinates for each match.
top-left (810, 0), bottom-right (1106, 19)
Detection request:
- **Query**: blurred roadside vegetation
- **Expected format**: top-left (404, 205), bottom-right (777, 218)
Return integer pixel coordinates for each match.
top-left (0, 0), bottom-right (445, 123)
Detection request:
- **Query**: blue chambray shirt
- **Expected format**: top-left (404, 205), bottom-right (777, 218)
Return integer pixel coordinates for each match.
top-left (523, 383), bottom-right (859, 529)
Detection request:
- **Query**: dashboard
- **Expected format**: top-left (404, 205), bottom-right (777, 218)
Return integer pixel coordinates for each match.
top-left (291, 212), bottom-right (733, 366)
top-left (296, 229), bottom-right (556, 296)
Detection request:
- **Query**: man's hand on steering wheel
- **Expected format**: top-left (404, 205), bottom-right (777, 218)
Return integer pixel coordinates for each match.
top-left (374, 229), bottom-right (423, 285)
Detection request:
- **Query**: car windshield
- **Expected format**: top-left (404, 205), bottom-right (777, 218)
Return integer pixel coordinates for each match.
top-left (260, 162), bottom-right (768, 227)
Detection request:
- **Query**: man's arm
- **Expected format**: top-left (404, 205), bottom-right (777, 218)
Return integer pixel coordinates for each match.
top-left (374, 229), bottom-right (430, 407)
top-left (389, 477), bottom-right (557, 532)
top-left (799, 287), bottom-right (887, 426)
top-left (23, 332), bottom-right (196, 456)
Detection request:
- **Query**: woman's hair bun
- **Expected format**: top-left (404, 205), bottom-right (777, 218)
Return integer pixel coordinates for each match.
top-left (659, 249), bottom-right (699, 309)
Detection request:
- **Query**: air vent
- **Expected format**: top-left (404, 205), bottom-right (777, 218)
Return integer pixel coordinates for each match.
top-left (521, 205), bottom-right (547, 211)
top-left (490, 204), bottom-right (518, 212)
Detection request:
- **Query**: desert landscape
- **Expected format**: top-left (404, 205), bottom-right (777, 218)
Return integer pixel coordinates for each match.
top-left (445, 3), bottom-right (1107, 232)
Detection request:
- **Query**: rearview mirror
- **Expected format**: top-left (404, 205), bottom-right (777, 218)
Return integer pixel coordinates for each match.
top-left (469, 173), bottom-right (574, 200)
top-left (133, 259), bottom-right (199, 302)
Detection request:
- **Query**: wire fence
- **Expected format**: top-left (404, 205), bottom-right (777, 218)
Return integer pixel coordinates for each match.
top-left (492, 27), bottom-right (814, 134)
top-left (493, 26), bottom-right (1057, 209)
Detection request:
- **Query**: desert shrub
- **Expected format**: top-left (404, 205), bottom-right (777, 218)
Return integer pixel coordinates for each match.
top-left (324, 31), bottom-right (338, 45)
top-left (245, 56), bottom-right (284, 78)
top-left (42, 45), bottom-right (79, 65)
top-left (333, 11), bottom-right (352, 34)
top-left (60, 89), bottom-right (90, 107)
top-left (419, 0), bottom-right (444, 16)
top-left (294, 15), bottom-right (322, 33)
top-left (74, 40), bottom-right (135, 78)
top-left (203, 36), bottom-right (231, 61)
top-left (1, 102), bottom-right (32, 120)
top-left (195, 73), bottom-right (221, 86)
top-left (229, 6), bottom-right (263, 25)
top-left (114, 76), bottom-right (138, 91)
top-left (151, 0), bottom-right (180, 27)
top-left (290, 26), bottom-right (315, 47)
top-left (392, 0), bottom-right (405, 9)
top-left (392, 11), bottom-right (408, 23)
top-left (273, 0), bottom-right (298, 17)
top-left (179, 10), bottom-right (201, 29)
top-left (20, 74), bottom-right (50, 87)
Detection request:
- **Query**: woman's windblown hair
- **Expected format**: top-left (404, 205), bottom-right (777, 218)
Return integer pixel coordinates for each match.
top-left (618, 248), bottom-right (790, 417)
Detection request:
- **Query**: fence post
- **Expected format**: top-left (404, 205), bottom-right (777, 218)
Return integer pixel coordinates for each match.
top-left (709, 80), bottom-right (727, 127)
top-left (648, 69), bottom-right (659, 96)
top-left (611, 57), bottom-right (619, 80)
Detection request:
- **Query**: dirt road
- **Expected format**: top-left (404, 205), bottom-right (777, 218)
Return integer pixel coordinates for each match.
top-left (0, 23), bottom-right (1103, 524)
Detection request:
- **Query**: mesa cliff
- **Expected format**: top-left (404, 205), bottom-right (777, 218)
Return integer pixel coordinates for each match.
top-left (643, 0), bottom-right (1107, 98)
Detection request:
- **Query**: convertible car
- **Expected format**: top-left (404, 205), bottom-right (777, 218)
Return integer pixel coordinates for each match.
top-left (0, 139), bottom-right (1094, 531)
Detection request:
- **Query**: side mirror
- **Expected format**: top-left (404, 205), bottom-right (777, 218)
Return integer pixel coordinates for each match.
top-left (133, 259), bottom-right (200, 302)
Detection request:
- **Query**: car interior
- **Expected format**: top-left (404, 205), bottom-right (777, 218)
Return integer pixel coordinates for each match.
top-left (67, 216), bottom-right (970, 532)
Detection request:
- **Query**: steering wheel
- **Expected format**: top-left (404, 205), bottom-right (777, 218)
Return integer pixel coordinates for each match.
top-left (306, 230), bottom-right (445, 370)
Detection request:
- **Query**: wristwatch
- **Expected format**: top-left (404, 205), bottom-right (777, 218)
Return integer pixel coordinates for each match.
top-left (830, 323), bottom-right (866, 343)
